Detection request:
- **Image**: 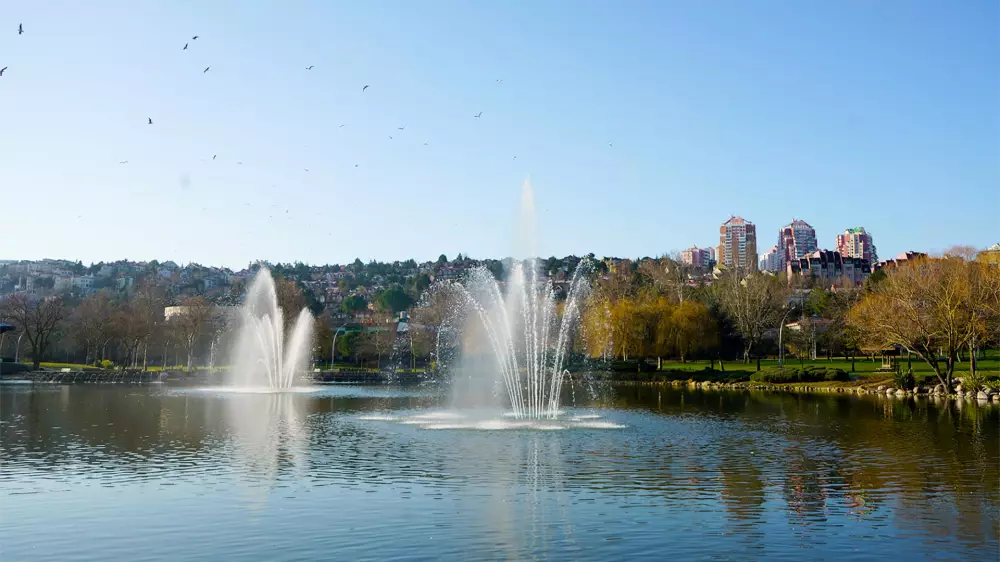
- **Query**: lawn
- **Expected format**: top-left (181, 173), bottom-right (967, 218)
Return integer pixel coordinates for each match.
top-left (632, 351), bottom-right (1000, 385)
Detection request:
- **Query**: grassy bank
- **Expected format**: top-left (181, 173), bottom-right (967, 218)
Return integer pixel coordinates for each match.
top-left (606, 352), bottom-right (1000, 389)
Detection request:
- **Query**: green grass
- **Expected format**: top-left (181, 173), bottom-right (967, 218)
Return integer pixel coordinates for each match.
top-left (614, 351), bottom-right (1000, 387)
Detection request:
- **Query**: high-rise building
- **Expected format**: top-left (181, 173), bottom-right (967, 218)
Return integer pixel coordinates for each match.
top-left (759, 245), bottom-right (782, 273)
top-left (681, 246), bottom-right (716, 270)
top-left (717, 216), bottom-right (757, 272)
top-left (777, 219), bottom-right (817, 270)
top-left (836, 227), bottom-right (877, 263)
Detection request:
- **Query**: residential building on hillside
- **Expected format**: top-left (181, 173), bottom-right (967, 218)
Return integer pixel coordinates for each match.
top-left (778, 219), bottom-right (817, 270)
top-left (681, 246), bottom-right (716, 269)
top-left (759, 245), bottom-right (782, 273)
top-left (717, 216), bottom-right (757, 272)
top-left (979, 243), bottom-right (1000, 266)
top-left (786, 250), bottom-right (871, 287)
top-left (876, 251), bottom-right (927, 270)
top-left (836, 227), bottom-right (877, 263)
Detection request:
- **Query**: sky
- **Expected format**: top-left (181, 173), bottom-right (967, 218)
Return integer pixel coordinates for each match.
top-left (1, 1), bottom-right (997, 269)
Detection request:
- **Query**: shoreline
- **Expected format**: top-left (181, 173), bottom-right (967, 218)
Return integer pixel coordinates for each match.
top-left (5, 369), bottom-right (999, 404)
top-left (614, 378), bottom-right (1000, 403)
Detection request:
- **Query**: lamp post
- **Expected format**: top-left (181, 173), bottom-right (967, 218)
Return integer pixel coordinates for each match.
top-left (778, 303), bottom-right (797, 368)
top-left (330, 324), bottom-right (347, 370)
top-left (14, 332), bottom-right (25, 363)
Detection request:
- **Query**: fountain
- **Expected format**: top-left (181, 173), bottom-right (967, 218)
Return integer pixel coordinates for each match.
top-left (437, 179), bottom-right (593, 419)
top-left (227, 269), bottom-right (314, 390)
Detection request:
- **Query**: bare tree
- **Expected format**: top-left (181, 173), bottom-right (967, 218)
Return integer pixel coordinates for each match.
top-left (112, 291), bottom-right (163, 371)
top-left (638, 255), bottom-right (689, 303)
top-left (359, 324), bottom-right (397, 369)
top-left (1, 293), bottom-right (67, 369)
top-left (70, 292), bottom-right (115, 365)
top-left (717, 271), bottom-right (785, 371)
top-left (167, 296), bottom-right (219, 372)
top-left (849, 256), bottom-right (998, 388)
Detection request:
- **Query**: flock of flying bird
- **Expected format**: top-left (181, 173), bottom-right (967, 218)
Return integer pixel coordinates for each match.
top-left (4, 22), bottom-right (615, 207)
top-left (140, 33), bottom-right (500, 168)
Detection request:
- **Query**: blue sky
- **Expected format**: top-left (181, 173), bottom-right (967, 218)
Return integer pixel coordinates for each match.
top-left (1, 1), bottom-right (996, 268)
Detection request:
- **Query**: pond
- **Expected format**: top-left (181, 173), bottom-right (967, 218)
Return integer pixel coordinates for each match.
top-left (1, 383), bottom-right (997, 561)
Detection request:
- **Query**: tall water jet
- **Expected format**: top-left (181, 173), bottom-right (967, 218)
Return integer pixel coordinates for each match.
top-left (228, 269), bottom-right (314, 389)
top-left (440, 178), bottom-right (592, 419)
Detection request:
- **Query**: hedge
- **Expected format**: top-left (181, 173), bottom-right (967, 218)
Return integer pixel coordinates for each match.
top-left (749, 366), bottom-right (851, 384)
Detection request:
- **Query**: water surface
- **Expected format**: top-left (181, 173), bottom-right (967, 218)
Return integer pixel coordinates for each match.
top-left (1, 384), bottom-right (997, 561)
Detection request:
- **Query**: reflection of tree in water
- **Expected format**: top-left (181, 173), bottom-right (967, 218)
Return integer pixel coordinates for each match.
top-left (599, 385), bottom-right (999, 546)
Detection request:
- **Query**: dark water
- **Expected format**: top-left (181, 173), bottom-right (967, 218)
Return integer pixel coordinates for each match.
top-left (1, 383), bottom-right (997, 561)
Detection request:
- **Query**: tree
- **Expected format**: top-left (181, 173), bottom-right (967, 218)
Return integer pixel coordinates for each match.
top-left (437, 254), bottom-right (448, 266)
top-left (377, 285), bottom-right (413, 313)
top-left (671, 299), bottom-right (717, 363)
top-left (717, 271), bottom-right (785, 371)
top-left (336, 330), bottom-right (360, 364)
top-left (342, 295), bottom-right (367, 314)
top-left (638, 256), bottom-right (689, 303)
top-left (274, 276), bottom-right (306, 329)
top-left (849, 257), bottom-right (999, 389)
top-left (1, 294), bottom-right (67, 369)
top-left (359, 326), bottom-right (397, 369)
top-left (641, 295), bottom-right (674, 368)
top-left (581, 294), bottom-right (613, 360)
top-left (70, 292), bottom-right (116, 364)
top-left (413, 274), bottom-right (432, 294)
top-left (609, 298), bottom-right (645, 361)
top-left (112, 291), bottom-right (162, 371)
top-left (313, 312), bottom-right (334, 367)
top-left (168, 296), bottom-right (219, 372)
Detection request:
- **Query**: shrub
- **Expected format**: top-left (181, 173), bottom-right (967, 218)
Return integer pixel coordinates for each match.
top-left (963, 370), bottom-right (986, 393)
top-left (750, 366), bottom-right (850, 384)
top-left (893, 369), bottom-right (915, 390)
top-left (99, 359), bottom-right (113, 370)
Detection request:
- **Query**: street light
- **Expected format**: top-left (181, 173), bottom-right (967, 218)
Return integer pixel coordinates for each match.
top-left (14, 332), bottom-right (25, 363)
top-left (778, 303), bottom-right (798, 368)
top-left (330, 324), bottom-right (348, 370)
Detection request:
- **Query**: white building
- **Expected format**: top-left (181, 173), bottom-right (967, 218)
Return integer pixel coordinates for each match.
top-left (759, 245), bottom-right (783, 273)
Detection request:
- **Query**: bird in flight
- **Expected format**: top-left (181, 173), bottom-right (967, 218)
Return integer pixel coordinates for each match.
top-left (608, 142), bottom-right (613, 147)
top-left (0, 67), bottom-right (6, 77)
top-left (388, 136), bottom-right (393, 140)
top-left (212, 154), bottom-right (217, 160)
top-left (354, 164), bottom-right (358, 167)
top-left (496, 79), bottom-right (503, 84)
top-left (339, 124), bottom-right (346, 128)
top-left (203, 66), bottom-right (210, 73)
top-left (362, 85), bottom-right (369, 92)
top-left (236, 161), bottom-right (242, 165)
top-left (18, 24), bottom-right (23, 35)
top-left (513, 156), bottom-right (517, 160)
top-left (183, 43), bottom-right (188, 50)
top-left (306, 65), bottom-right (314, 70)
top-left (119, 160), bottom-right (128, 164)
top-left (397, 126), bottom-right (405, 130)
top-left (474, 112), bottom-right (482, 118)
top-left (304, 168), bottom-right (309, 172)
top-left (148, 118), bottom-right (153, 125)
top-left (423, 142), bottom-right (428, 146)
top-left (192, 35), bottom-right (199, 40)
